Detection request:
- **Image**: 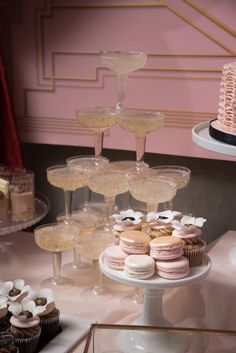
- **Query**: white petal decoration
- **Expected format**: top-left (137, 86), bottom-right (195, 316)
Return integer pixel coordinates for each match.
top-left (0, 282), bottom-right (13, 296)
top-left (0, 296), bottom-right (7, 308)
top-left (195, 217), bottom-right (206, 227)
top-left (112, 209), bottom-right (143, 225)
top-left (8, 302), bottom-right (21, 316)
top-left (14, 279), bottom-right (25, 290)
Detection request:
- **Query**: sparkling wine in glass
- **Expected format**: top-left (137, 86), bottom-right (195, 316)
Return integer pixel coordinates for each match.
top-left (76, 230), bottom-right (114, 303)
top-left (129, 171), bottom-right (177, 213)
top-left (34, 222), bottom-right (79, 288)
top-left (86, 165), bottom-right (130, 235)
top-left (76, 107), bottom-right (119, 156)
top-left (100, 51), bottom-right (147, 114)
top-left (151, 165), bottom-right (191, 210)
top-left (119, 109), bottom-right (164, 161)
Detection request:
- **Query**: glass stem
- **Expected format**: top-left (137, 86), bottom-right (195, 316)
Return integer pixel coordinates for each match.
top-left (116, 74), bottom-right (128, 114)
top-left (73, 245), bottom-right (81, 269)
top-left (92, 259), bottom-right (103, 295)
top-left (94, 131), bottom-right (104, 157)
top-left (52, 252), bottom-right (62, 285)
top-left (147, 202), bottom-right (158, 214)
top-left (104, 196), bottom-right (115, 229)
top-left (83, 186), bottom-right (91, 210)
top-left (64, 190), bottom-right (74, 219)
top-left (135, 135), bottom-right (146, 162)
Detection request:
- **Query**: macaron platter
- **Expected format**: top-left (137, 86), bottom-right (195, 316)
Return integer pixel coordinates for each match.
top-left (99, 253), bottom-right (211, 290)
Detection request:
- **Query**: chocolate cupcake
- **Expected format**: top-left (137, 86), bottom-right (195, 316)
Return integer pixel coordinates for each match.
top-left (0, 332), bottom-right (19, 352)
top-left (8, 301), bottom-right (42, 353)
top-left (25, 288), bottom-right (59, 337)
top-left (0, 298), bottom-right (9, 332)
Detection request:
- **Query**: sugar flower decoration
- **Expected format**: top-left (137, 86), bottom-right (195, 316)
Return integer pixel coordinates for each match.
top-left (8, 300), bottom-right (44, 321)
top-left (172, 215), bottom-right (206, 231)
top-left (147, 210), bottom-right (180, 224)
top-left (0, 279), bottom-right (31, 303)
top-left (24, 288), bottom-right (55, 316)
top-left (112, 209), bottom-right (144, 225)
top-left (0, 296), bottom-right (8, 319)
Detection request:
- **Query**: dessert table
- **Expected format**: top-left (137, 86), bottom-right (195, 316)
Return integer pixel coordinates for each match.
top-left (0, 229), bottom-right (236, 352)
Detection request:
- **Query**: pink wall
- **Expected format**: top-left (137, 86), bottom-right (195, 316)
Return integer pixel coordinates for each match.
top-left (3, 0), bottom-right (236, 160)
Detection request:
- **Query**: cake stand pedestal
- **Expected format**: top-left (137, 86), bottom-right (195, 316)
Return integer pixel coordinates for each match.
top-left (100, 254), bottom-right (211, 353)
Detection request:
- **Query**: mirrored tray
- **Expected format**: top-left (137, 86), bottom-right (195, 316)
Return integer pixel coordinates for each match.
top-left (0, 192), bottom-right (50, 235)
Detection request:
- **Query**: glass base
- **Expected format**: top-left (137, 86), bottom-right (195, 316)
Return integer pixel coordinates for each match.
top-left (80, 286), bottom-right (115, 303)
top-left (40, 276), bottom-right (74, 290)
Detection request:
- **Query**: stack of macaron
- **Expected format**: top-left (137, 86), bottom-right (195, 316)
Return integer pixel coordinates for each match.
top-left (106, 210), bottom-right (208, 280)
top-left (171, 214), bottom-right (207, 266)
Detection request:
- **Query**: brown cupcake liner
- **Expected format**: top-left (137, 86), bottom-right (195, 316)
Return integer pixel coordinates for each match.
top-left (14, 329), bottom-right (41, 353)
top-left (183, 241), bottom-right (206, 266)
top-left (40, 314), bottom-right (60, 337)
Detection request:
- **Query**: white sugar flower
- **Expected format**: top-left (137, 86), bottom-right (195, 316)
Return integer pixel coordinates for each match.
top-left (147, 210), bottom-right (180, 224)
top-left (8, 300), bottom-right (44, 321)
top-left (0, 296), bottom-right (8, 319)
top-left (0, 279), bottom-right (31, 303)
top-left (24, 288), bottom-right (55, 316)
top-left (172, 215), bottom-right (206, 231)
top-left (112, 209), bottom-right (144, 225)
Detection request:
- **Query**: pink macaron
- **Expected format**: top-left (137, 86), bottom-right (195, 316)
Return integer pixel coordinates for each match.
top-left (104, 245), bottom-right (128, 270)
top-left (150, 236), bottom-right (183, 260)
top-left (119, 230), bottom-right (151, 254)
top-left (155, 256), bottom-right (189, 279)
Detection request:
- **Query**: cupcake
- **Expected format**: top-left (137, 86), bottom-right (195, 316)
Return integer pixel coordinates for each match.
top-left (0, 297), bottom-right (9, 332)
top-left (112, 209), bottom-right (144, 244)
top-left (0, 332), bottom-right (19, 352)
top-left (8, 301), bottom-right (43, 353)
top-left (172, 215), bottom-right (207, 266)
top-left (146, 210), bottom-right (180, 238)
top-left (25, 288), bottom-right (60, 337)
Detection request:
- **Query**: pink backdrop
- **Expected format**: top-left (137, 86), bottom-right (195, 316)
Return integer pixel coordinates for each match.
top-left (3, 0), bottom-right (236, 160)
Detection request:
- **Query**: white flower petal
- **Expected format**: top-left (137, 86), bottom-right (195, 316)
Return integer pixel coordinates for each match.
top-left (134, 211), bottom-right (144, 218)
top-left (181, 215), bottom-right (195, 226)
top-left (21, 285), bottom-right (31, 294)
top-left (14, 279), bottom-right (25, 290)
top-left (34, 306), bottom-right (45, 316)
top-left (171, 220), bottom-right (182, 230)
top-left (22, 300), bottom-right (35, 312)
top-left (195, 217), bottom-right (206, 227)
top-left (8, 302), bottom-right (21, 316)
top-left (0, 282), bottom-right (13, 296)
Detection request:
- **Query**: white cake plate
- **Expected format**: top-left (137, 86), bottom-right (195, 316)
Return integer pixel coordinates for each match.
top-left (100, 253), bottom-right (211, 353)
top-left (192, 121), bottom-right (236, 157)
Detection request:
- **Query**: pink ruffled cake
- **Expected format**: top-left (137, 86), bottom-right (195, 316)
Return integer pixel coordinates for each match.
top-left (209, 61), bottom-right (236, 145)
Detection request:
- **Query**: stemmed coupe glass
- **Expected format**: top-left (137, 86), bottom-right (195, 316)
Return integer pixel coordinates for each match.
top-left (34, 222), bottom-right (80, 288)
top-left (75, 230), bottom-right (114, 303)
top-left (86, 164), bottom-right (130, 235)
top-left (129, 170), bottom-right (177, 213)
top-left (76, 107), bottom-right (119, 157)
top-left (119, 109), bottom-right (165, 162)
top-left (151, 165), bottom-right (191, 210)
top-left (100, 51), bottom-right (147, 114)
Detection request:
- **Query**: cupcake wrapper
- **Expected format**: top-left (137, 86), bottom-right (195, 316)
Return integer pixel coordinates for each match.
top-left (40, 315), bottom-right (60, 337)
top-left (183, 242), bottom-right (206, 266)
top-left (14, 330), bottom-right (41, 353)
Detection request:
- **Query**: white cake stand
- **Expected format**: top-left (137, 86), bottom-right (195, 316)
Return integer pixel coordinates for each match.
top-left (100, 253), bottom-right (211, 353)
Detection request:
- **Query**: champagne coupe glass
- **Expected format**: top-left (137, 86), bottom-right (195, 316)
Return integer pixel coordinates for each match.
top-left (76, 107), bottom-right (119, 157)
top-left (110, 160), bottom-right (149, 210)
top-left (47, 164), bottom-right (87, 271)
top-left (129, 170), bottom-right (177, 214)
top-left (100, 51), bottom-right (147, 114)
top-left (119, 109), bottom-right (165, 161)
top-left (86, 165), bottom-right (130, 235)
top-left (67, 155), bottom-right (109, 216)
top-left (75, 230), bottom-right (114, 303)
top-left (34, 222), bottom-right (80, 288)
top-left (151, 165), bottom-right (191, 210)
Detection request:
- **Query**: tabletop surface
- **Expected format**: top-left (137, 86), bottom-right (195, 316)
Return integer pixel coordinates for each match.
top-left (1, 229), bottom-right (236, 352)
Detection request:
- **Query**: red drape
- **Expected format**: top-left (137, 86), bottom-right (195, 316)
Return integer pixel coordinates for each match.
top-left (0, 51), bottom-right (23, 169)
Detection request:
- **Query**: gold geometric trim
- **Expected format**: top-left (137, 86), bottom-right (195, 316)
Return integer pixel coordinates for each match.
top-left (16, 110), bottom-right (216, 134)
top-left (184, 0), bottom-right (236, 38)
